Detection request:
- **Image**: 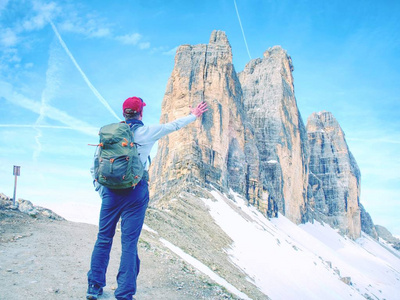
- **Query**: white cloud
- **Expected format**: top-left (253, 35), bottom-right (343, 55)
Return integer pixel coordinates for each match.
top-left (0, 28), bottom-right (18, 47)
top-left (25, 62), bottom-right (34, 68)
top-left (59, 20), bottom-right (84, 34)
top-left (115, 33), bottom-right (152, 50)
top-left (2, 48), bottom-right (20, 62)
top-left (0, 1), bottom-right (59, 51)
top-left (0, 48), bottom-right (21, 73)
top-left (52, 9), bottom-right (111, 39)
top-left (90, 27), bottom-right (110, 38)
top-left (22, 13), bottom-right (47, 31)
top-left (116, 32), bottom-right (142, 45)
top-left (139, 42), bottom-right (150, 49)
top-left (79, 17), bottom-right (111, 38)
top-left (1, 2), bottom-right (148, 52)
top-left (23, 1), bottom-right (60, 31)
top-left (59, 20), bottom-right (111, 38)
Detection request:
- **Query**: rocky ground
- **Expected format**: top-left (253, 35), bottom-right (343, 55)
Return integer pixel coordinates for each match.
top-left (0, 195), bottom-right (242, 300)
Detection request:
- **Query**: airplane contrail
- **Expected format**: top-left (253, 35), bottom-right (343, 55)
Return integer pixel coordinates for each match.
top-left (233, 0), bottom-right (252, 60)
top-left (48, 20), bottom-right (121, 121)
top-left (0, 124), bottom-right (97, 130)
top-left (33, 45), bottom-right (58, 162)
top-left (0, 84), bottom-right (98, 137)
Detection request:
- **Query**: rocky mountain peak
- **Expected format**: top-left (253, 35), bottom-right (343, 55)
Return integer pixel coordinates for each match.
top-left (209, 30), bottom-right (231, 47)
top-left (307, 111), bottom-right (361, 238)
top-left (262, 45), bottom-right (294, 72)
top-left (150, 30), bottom-right (242, 202)
top-left (307, 111), bottom-right (342, 132)
top-left (150, 31), bottom-right (375, 240)
top-left (263, 45), bottom-right (284, 56)
top-left (239, 43), bottom-right (308, 223)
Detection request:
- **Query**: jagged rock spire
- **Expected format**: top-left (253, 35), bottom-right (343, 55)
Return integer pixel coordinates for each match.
top-left (307, 111), bottom-right (361, 239)
top-left (150, 30), bottom-right (250, 201)
top-left (209, 30), bottom-right (231, 47)
top-left (238, 45), bottom-right (309, 223)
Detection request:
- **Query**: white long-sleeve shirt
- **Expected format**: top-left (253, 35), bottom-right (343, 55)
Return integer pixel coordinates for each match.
top-left (132, 114), bottom-right (196, 170)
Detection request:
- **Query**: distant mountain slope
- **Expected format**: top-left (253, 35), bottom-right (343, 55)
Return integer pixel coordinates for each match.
top-left (200, 189), bottom-right (400, 299)
top-left (145, 185), bottom-right (400, 299)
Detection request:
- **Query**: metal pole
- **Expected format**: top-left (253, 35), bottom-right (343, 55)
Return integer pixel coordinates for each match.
top-left (12, 165), bottom-right (20, 207)
top-left (13, 174), bottom-right (18, 206)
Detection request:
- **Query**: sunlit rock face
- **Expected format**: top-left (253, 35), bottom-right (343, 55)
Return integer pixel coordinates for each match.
top-left (238, 46), bottom-right (309, 223)
top-left (149, 30), bottom-right (365, 239)
top-left (150, 33), bottom-right (309, 225)
top-left (306, 111), bottom-right (361, 239)
top-left (149, 30), bottom-right (256, 202)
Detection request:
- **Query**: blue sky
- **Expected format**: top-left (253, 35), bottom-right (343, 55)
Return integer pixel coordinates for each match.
top-left (0, 0), bottom-right (399, 235)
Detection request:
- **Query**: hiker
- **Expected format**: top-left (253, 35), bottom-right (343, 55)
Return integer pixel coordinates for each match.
top-left (87, 97), bottom-right (208, 300)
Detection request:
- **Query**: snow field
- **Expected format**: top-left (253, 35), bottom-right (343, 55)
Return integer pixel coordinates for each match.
top-left (201, 190), bottom-right (400, 300)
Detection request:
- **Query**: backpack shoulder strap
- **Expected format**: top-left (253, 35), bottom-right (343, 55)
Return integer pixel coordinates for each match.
top-left (131, 123), bottom-right (144, 132)
top-left (130, 123), bottom-right (151, 168)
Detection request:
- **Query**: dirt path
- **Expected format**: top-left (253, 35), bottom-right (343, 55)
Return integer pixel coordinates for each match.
top-left (0, 208), bottom-right (238, 300)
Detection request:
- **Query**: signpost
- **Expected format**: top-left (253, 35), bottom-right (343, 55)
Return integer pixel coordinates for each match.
top-left (13, 166), bottom-right (20, 206)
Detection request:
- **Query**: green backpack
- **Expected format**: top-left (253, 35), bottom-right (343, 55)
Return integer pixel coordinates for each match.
top-left (93, 122), bottom-right (144, 189)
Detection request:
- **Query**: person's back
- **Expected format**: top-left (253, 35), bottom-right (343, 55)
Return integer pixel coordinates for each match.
top-left (128, 113), bottom-right (199, 169)
top-left (87, 97), bottom-right (207, 300)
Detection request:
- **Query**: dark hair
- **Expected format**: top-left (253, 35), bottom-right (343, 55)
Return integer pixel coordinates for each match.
top-left (123, 109), bottom-right (141, 120)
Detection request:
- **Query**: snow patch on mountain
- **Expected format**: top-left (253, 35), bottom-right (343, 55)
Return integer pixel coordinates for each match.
top-left (159, 238), bottom-right (251, 300)
top-left (201, 189), bottom-right (400, 300)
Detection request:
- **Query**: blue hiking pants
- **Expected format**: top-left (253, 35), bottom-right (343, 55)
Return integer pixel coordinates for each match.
top-left (87, 180), bottom-right (149, 299)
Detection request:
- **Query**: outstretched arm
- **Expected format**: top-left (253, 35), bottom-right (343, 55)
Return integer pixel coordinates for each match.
top-left (135, 101), bottom-right (208, 144)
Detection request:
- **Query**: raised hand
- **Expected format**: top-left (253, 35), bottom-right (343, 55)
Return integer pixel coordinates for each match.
top-left (190, 101), bottom-right (208, 117)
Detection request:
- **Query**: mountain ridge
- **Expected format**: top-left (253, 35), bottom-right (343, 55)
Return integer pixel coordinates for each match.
top-left (150, 30), bottom-right (369, 240)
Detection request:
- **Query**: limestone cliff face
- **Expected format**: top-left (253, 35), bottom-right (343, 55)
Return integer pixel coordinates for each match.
top-left (150, 30), bottom-right (370, 239)
top-left (238, 47), bottom-right (309, 223)
top-left (306, 111), bottom-right (361, 239)
top-left (360, 203), bottom-right (378, 239)
top-left (150, 31), bottom-right (255, 201)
